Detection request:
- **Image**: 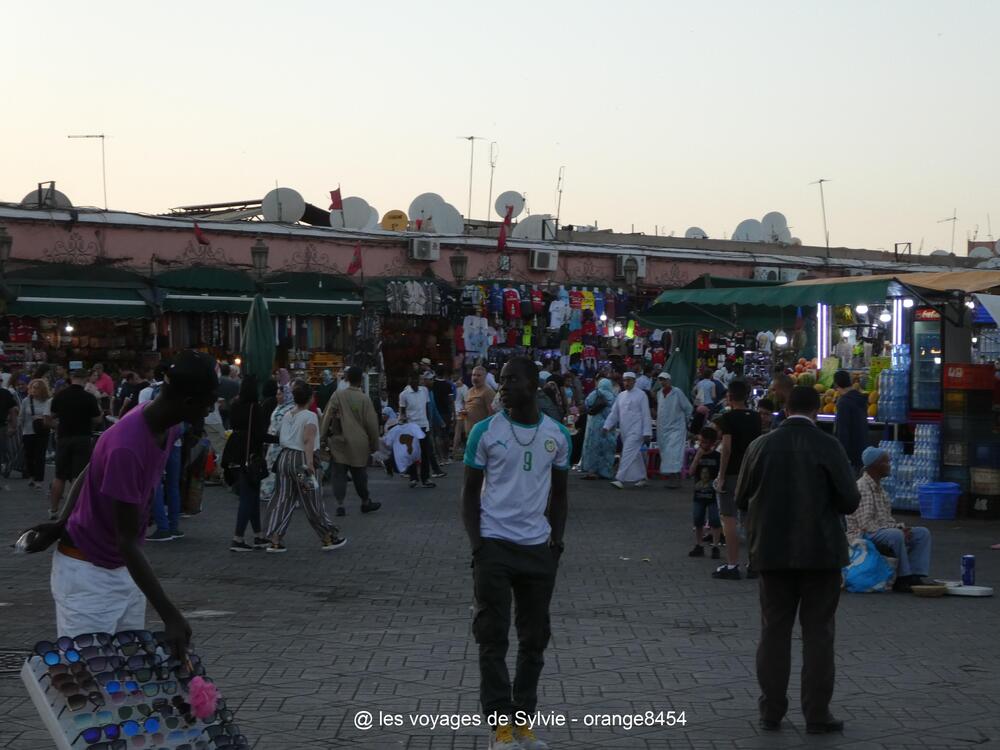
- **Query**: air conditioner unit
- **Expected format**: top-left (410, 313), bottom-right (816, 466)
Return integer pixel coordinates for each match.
top-left (780, 268), bottom-right (807, 281)
top-left (614, 254), bottom-right (647, 279)
top-left (753, 267), bottom-right (781, 281)
top-left (529, 249), bottom-right (559, 272)
top-left (847, 269), bottom-right (872, 276)
top-left (407, 238), bottom-right (440, 261)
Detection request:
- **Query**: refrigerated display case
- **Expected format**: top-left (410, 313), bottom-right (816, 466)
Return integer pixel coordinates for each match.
top-left (912, 307), bottom-right (943, 411)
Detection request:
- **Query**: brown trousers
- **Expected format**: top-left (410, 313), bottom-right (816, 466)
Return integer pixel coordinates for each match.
top-left (757, 569), bottom-right (842, 724)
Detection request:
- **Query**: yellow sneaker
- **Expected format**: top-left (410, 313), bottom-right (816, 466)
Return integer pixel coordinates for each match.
top-left (489, 723), bottom-right (520, 749)
top-left (515, 724), bottom-right (549, 750)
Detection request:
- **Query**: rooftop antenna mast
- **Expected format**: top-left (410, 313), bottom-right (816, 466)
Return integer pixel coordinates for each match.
top-left (486, 142), bottom-right (498, 234)
top-left (809, 178), bottom-right (831, 251)
top-left (987, 213), bottom-right (994, 241)
top-left (459, 135), bottom-right (485, 226)
top-left (67, 133), bottom-right (108, 209)
top-left (554, 166), bottom-right (565, 234)
top-left (937, 208), bottom-right (958, 253)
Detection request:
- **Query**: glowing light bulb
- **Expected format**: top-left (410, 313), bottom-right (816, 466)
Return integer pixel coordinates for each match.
top-left (933, 357), bottom-right (942, 365)
top-left (234, 357), bottom-right (242, 366)
top-left (841, 329), bottom-right (851, 339)
top-left (64, 323), bottom-right (74, 333)
top-left (879, 311), bottom-right (892, 323)
top-left (971, 336), bottom-right (979, 344)
top-left (774, 330), bottom-right (788, 347)
top-left (613, 323), bottom-right (623, 335)
top-left (599, 313), bottom-right (607, 322)
top-left (965, 299), bottom-right (976, 309)
top-left (855, 304), bottom-right (869, 315)
top-left (902, 298), bottom-right (914, 308)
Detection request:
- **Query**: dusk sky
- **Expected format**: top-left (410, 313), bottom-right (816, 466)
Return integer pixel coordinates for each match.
top-left (4, 0), bottom-right (998, 253)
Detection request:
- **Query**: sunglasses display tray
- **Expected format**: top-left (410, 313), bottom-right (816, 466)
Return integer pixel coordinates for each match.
top-left (21, 633), bottom-right (243, 750)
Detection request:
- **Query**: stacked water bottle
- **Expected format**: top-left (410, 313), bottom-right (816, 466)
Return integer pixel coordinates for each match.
top-left (880, 425), bottom-right (940, 511)
top-left (876, 345), bottom-right (911, 424)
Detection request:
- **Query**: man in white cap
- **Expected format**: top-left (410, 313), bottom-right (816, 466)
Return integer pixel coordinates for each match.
top-left (654, 372), bottom-right (692, 489)
top-left (603, 372), bottom-right (652, 489)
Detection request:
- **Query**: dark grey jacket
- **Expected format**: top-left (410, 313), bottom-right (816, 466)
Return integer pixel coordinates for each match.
top-left (735, 417), bottom-right (861, 571)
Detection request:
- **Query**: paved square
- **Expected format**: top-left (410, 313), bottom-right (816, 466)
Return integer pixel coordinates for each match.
top-left (2, 469), bottom-right (999, 749)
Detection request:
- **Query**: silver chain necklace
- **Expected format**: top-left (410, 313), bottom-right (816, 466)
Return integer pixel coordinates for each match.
top-left (506, 411), bottom-right (541, 448)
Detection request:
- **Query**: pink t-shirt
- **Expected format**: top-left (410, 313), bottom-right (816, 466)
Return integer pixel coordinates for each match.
top-left (65, 405), bottom-right (180, 569)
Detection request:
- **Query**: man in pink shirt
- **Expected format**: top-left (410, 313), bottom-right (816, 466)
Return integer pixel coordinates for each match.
top-left (92, 362), bottom-right (115, 397)
top-left (22, 351), bottom-right (219, 658)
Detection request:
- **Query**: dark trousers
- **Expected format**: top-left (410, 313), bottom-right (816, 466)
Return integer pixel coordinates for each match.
top-left (406, 436), bottom-right (433, 484)
top-left (425, 431), bottom-right (443, 474)
top-left (332, 463), bottom-right (370, 507)
top-left (234, 470), bottom-right (262, 537)
top-left (22, 433), bottom-right (47, 483)
top-left (757, 570), bottom-right (842, 724)
top-left (472, 538), bottom-right (558, 719)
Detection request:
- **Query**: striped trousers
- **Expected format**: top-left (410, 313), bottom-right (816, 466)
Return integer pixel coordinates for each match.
top-left (265, 448), bottom-right (339, 541)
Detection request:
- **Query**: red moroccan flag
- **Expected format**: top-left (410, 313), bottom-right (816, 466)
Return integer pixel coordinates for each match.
top-left (193, 221), bottom-right (209, 246)
top-left (497, 222), bottom-right (508, 252)
top-left (503, 204), bottom-right (514, 227)
top-left (329, 188), bottom-right (343, 211)
top-left (346, 243), bottom-right (363, 275)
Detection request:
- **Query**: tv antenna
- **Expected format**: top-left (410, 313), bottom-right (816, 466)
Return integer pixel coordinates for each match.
top-left (986, 213), bottom-right (993, 241)
top-left (459, 135), bottom-right (485, 225)
top-left (809, 178), bottom-right (831, 250)
top-left (937, 208), bottom-right (958, 253)
top-left (67, 133), bottom-right (108, 209)
top-left (486, 142), bottom-right (499, 233)
top-left (554, 166), bottom-right (565, 233)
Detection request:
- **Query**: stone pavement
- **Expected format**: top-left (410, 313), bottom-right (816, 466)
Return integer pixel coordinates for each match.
top-left (2, 467), bottom-right (999, 749)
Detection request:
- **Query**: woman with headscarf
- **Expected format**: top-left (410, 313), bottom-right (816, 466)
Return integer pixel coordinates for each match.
top-left (579, 378), bottom-right (618, 480)
top-left (260, 382), bottom-right (295, 504)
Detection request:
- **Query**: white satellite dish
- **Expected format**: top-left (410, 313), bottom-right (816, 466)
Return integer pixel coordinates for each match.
top-left (684, 227), bottom-right (708, 239)
top-left (434, 203), bottom-right (465, 234)
top-left (262, 188), bottom-right (306, 223)
top-left (976, 256), bottom-right (1000, 268)
top-left (511, 214), bottom-right (555, 240)
top-left (408, 192), bottom-right (446, 223)
top-left (21, 187), bottom-right (73, 209)
top-left (330, 196), bottom-right (372, 230)
top-left (760, 211), bottom-right (788, 241)
top-left (733, 219), bottom-right (763, 242)
top-left (969, 246), bottom-right (994, 259)
top-left (776, 227), bottom-right (792, 243)
top-left (930, 249), bottom-right (950, 256)
top-left (363, 206), bottom-right (380, 230)
top-left (494, 191), bottom-right (525, 220)
top-left (790, 237), bottom-right (802, 246)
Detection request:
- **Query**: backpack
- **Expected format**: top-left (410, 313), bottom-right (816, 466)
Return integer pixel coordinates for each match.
top-left (712, 379), bottom-right (727, 402)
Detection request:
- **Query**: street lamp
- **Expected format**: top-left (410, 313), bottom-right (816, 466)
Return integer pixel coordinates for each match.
top-left (450, 249), bottom-right (468, 286)
top-left (250, 236), bottom-right (269, 279)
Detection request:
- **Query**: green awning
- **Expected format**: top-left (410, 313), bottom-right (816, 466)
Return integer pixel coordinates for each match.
top-left (162, 294), bottom-right (257, 314)
top-left (8, 284), bottom-right (151, 319)
top-left (651, 277), bottom-right (895, 308)
top-left (162, 293), bottom-right (361, 316)
top-left (154, 267), bottom-right (256, 294)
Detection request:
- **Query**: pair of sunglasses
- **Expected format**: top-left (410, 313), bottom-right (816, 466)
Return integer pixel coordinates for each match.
top-left (74, 709), bottom-right (113, 728)
top-left (34, 640), bottom-right (80, 666)
top-left (114, 630), bottom-right (159, 657)
top-left (75, 717), bottom-right (161, 744)
top-left (55, 691), bottom-right (104, 716)
top-left (41, 662), bottom-right (89, 680)
top-left (47, 672), bottom-right (97, 694)
top-left (73, 632), bottom-right (113, 649)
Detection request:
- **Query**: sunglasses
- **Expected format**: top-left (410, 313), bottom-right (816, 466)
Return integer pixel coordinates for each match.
top-left (33, 640), bottom-right (81, 666)
top-left (55, 691), bottom-right (104, 716)
top-left (73, 632), bottom-right (113, 649)
top-left (48, 674), bottom-right (100, 696)
top-left (40, 662), bottom-right (89, 681)
top-left (137, 680), bottom-right (178, 698)
top-left (74, 710), bottom-right (114, 729)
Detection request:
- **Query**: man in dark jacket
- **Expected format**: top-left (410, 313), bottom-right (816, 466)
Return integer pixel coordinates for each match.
top-left (735, 386), bottom-right (860, 735)
top-left (833, 370), bottom-right (869, 475)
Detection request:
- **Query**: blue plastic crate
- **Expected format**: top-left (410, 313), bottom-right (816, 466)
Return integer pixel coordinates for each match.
top-left (917, 482), bottom-right (960, 520)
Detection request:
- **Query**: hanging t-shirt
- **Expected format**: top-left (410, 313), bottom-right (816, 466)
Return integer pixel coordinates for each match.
top-left (569, 289), bottom-right (583, 310)
top-left (465, 411), bottom-right (571, 545)
top-left (756, 330), bottom-right (775, 352)
top-left (581, 290), bottom-right (595, 311)
top-left (604, 291), bottom-right (616, 320)
top-left (506, 327), bottom-right (519, 347)
top-left (531, 289), bottom-right (545, 314)
top-left (593, 290), bottom-right (605, 320)
top-left (489, 285), bottom-right (503, 315)
top-left (548, 299), bottom-right (569, 329)
top-left (520, 288), bottom-right (534, 319)
top-left (503, 289), bottom-right (521, 320)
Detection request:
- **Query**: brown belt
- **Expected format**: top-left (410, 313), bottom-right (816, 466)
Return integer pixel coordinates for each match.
top-left (57, 543), bottom-right (88, 563)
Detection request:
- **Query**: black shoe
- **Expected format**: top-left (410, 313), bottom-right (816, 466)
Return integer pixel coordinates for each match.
top-left (420, 482), bottom-right (437, 489)
top-left (759, 718), bottom-right (781, 731)
top-left (910, 575), bottom-right (939, 586)
top-left (361, 501), bottom-right (382, 514)
top-left (147, 530), bottom-right (174, 542)
top-left (701, 531), bottom-right (713, 543)
top-left (431, 472), bottom-right (447, 479)
top-left (746, 565), bottom-right (759, 580)
top-left (711, 546), bottom-right (721, 559)
top-left (712, 564), bottom-right (742, 580)
top-left (806, 718), bottom-right (844, 734)
top-left (252, 537), bottom-right (270, 549)
top-left (382, 460), bottom-right (392, 477)
top-left (335, 507), bottom-right (346, 517)
top-left (409, 480), bottom-right (419, 489)
top-left (171, 530), bottom-right (185, 540)
top-left (321, 535), bottom-right (348, 551)
top-left (688, 545), bottom-right (705, 557)
top-left (893, 575), bottom-right (914, 593)
top-left (229, 540), bottom-right (253, 553)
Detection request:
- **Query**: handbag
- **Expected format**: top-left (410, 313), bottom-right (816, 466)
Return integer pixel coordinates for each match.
top-left (244, 404), bottom-right (269, 483)
top-left (587, 393), bottom-right (607, 416)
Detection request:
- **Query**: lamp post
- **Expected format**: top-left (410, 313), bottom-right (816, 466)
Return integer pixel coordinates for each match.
top-left (250, 236), bottom-right (269, 280)
top-left (450, 248), bottom-right (468, 287)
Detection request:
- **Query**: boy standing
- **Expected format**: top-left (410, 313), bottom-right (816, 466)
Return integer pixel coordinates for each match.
top-left (688, 426), bottom-right (722, 558)
top-left (463, 357), bottom-right (570, 750)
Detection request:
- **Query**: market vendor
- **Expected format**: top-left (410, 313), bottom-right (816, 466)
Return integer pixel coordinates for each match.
top-left (654, 372), bottom-right (692, 489)
top-left (846, 447), bottom-right (935, 593)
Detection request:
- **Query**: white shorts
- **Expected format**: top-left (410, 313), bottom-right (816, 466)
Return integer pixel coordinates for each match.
top-left (50, 550), bottom-right (146, 638)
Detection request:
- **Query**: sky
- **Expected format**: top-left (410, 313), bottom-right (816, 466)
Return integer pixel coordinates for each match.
top-left (3, 0), bottom-right (999, 254)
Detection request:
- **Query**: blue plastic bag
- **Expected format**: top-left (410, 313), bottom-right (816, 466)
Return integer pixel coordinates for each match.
top-left (842, 539), bottom-right (894, 593)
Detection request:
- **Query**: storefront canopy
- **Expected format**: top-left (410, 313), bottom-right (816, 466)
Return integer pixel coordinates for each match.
top-left (7, 265), bottom-right (152, 319)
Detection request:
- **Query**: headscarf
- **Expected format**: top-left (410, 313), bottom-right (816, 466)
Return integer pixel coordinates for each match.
top-left (321, 369), bottom-right (334, 385)
top-left (585, 378), bottom-right (616, 412)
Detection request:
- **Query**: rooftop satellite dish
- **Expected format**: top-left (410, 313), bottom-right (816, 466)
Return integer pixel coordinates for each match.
top-left (930, 249), bottom-right (950, 256)
top-left (20, 186), bottom-right (73, 209)
top-left (969, 246), bottom-right (993, 259)
top-left (494, 191), bottom-right (525, 219)
top-left (511, 214), bottom-right (555, 240)
top-left (976, 256), bottom-right (1000, 269)
top-left (434, 203), bottom-right (465, 234)
top-left (760, 211), bottom-right (788, 241)
top-left (261, 188), bottom-right (306, 223)
top-left (363, 206), bottom-right (380, 230)
top-left (409, 193), bottom-right (446, 223)
top-left (732, 219), bottom-right (763, 242)
top-left (776, 227), bottom-right (792, 243)
top-left (790, 237), bottom-right (802, 246)
top-left (330, 196), bottom-right (372, 230)
top-left (684, 227), bottom-right (708, 239)
top-left (380, 210), bottom-right (408, 232)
